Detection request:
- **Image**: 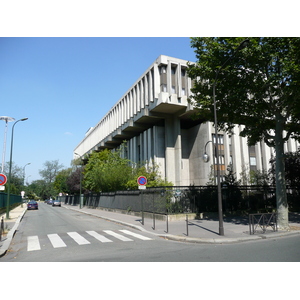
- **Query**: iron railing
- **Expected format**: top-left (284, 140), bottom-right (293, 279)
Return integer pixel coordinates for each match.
top-left (58, 185), bottom-right (300, 215)
top-left (249, 212), bottom-right (277, 235)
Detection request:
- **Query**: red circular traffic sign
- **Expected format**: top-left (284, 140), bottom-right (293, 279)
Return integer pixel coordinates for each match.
top-left (0, 173), bottom-right (7, 186)
top-left (137, 176), bottom-right (147, 186)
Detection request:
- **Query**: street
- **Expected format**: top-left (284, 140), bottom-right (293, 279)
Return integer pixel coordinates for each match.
top-left (2, 203), bottom-right (300, 262)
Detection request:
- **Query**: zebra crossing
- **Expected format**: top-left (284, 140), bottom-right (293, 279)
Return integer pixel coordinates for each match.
top-left (27, 229), bottom-right (153, 251)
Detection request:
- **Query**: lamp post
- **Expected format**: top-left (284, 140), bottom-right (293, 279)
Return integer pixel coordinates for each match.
top-left (0, 116), bottom-right (15, 173)
top-left (74, 153), bottom-right (83, 209)
top-left (6, 118), bottom-right (28, 219)
top-left (23, 163), bottom-right (31, 185)
top-left (212, 39), bottom-right (249, 236)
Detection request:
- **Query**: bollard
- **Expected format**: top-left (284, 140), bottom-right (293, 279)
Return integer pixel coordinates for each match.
top-left (165, 213), bottom-right (168, 233)
top-left (186, 214), bottom-right (189, 236)
top-left (152, 212), bottom-right (155, 230)
top-left (0, 217), bottom-right (3, 241)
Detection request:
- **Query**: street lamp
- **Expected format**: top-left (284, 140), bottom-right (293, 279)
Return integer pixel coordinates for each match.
top-left (212, 39), bottom-right (249, 236)
top-left (6, 118), bottom-right (28, 219)
top-left (23, 163), bottom-right (31, 185)
top-left (0, 116), bottom-right (15, 173)
top-left (203, 140), bottom-right (212, 163)
top-left (74, 153), bottom-right (83, 209)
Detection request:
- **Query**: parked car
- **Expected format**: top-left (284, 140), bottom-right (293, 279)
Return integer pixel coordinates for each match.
top-left (52, 200), bottom-right (61, 207)
top-left (27, 200), bottom-right (38, 210)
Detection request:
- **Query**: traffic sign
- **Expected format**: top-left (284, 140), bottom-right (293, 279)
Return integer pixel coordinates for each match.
top-left (137, 176), bottom-right (147, 186)
top-left (0, 173), bottom-right (7, 186)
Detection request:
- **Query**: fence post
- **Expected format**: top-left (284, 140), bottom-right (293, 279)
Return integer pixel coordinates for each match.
top-left (0, 217), bottom-right (4, 241)
top-left (186, 214), bottom-right (189, 236)
top-left (166, 213), bottom-right (168, 233)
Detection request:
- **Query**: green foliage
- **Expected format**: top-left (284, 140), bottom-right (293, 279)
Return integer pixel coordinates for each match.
top-left (269, 149), bottom-right (300, 187)
top-left (188, 37), bottom-right (300, 227)
top-left (37, 160), bottom-right (64, 199)
top-left (125, 162), bottom-right (173, 190)
top-left (83, 145), bottom-right (173, 193)
top-left (187, 37), bottom-right (300, 145)
top-left (83, 148), bottom-right (132, 192)
top-left (53, 168), bottom-right (72, 194)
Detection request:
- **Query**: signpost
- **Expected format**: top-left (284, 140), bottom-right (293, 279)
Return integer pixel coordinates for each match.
top-left (137, 176), bottom-right (147, 187)
top-left (137, 176), bottom-right (147, 225)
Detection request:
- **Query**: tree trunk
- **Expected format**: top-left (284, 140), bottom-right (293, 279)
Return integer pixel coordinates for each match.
top-left (275, 115), bottom-right (289, 230)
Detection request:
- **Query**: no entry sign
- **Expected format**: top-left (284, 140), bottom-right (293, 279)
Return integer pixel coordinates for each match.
top-left (0, 173), bottom-right (7, 186)
top-left (137, 176), bottom-right (147, 186)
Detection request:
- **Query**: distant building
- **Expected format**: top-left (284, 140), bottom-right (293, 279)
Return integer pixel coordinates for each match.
top-left (74, 55), bottom-right (299, 186)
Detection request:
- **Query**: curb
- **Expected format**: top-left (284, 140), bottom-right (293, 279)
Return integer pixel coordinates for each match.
top-left (0, 208), bottom-right (27, 257)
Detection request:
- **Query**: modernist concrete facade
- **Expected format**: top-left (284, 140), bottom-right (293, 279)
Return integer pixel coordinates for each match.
top-left (74, 55), bottom-right (299, 186)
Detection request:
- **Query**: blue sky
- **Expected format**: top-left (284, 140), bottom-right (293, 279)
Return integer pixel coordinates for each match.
top-left (0, 37), bottom-right (197, 183)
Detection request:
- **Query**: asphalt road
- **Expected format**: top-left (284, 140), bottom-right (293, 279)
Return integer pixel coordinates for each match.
top-left (2, 203), bottom-right (300, 262)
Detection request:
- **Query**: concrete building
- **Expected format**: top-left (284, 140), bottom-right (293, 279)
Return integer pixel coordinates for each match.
top-left (74, 55), bottom-right (299, 186)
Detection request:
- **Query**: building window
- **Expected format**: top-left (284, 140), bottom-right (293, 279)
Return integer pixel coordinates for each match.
top-left (159, 65), bottom-right (167, 74)
top-left (161, 84), bottom-right (167, 92)
top-left (171, 86), bottom-right (176, 94)
top-left (181, 69), bottom-right (186, 77)
top-left (212, 134), bottom-right (224, 145)
top-left (182, 88), bottom-right (186, 95)
top-left (250, 156), bottom-right (256, 166)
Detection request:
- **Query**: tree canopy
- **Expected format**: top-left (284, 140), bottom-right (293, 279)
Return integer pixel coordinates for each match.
top-left (187, 37), bottom-right (300, 229)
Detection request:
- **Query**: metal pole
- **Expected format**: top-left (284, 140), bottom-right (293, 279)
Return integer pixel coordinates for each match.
top-left (0, 116), bottom-right (15, 173)
top-left (211, 39), bottom-right (249, 235)
top-left (141, 190), bottom-right (144, 225)
top-left (74, 153), bottom-right (83, 209)
top-left (6, 118), bottom-right (28, 219)
top-left (213, 82), bottom-right (224, 236)
top-left (186, 214), bottom-right (189, 236)
top-left (166, 213), bottom-right (168, 233)
top-left (152, 192), bottom-right (155, 230)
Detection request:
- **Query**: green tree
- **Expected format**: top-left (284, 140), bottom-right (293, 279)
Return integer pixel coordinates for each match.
top-left (27, 179), bottom-right (48, 200)
top-left (39, 160), bottom-right (64, 198)
top-left (269, 149), bottom-right (300, 187)
top-left (3, 161), bottom-right (24, 195)
top-left (53, 168), bottom-right (72, 194)
top-left (125, 161), bottom-right (173, 190)
top-left (84, 149), bottom-right (132, 192)
top-left (187, 37), bottom-right (300, 229)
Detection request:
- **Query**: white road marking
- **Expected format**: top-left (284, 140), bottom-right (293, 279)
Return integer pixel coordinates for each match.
top-left (47, 233), bottom-right (67, 248)
top-left (103, 230), bottom-right (133, 241)
top-left (86, 231), bottom-right (113, 243)
top-left (67, 232), bottom-right (90, 245)
top-left (27, 236), bottom-right (41, 251)
top-left (119, 230), bottom-right (153, 240)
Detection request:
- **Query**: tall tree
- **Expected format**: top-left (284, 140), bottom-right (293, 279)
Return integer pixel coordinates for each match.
top-left (187, 37), bottom-right (300, 229)
top-left (39, 160), bottom-right (64, 198)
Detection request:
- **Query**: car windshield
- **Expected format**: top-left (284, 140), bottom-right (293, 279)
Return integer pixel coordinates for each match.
top-left (28, 201), bottom-right (36, 204)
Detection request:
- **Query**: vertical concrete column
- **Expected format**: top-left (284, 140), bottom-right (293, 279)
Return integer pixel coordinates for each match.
top-left (165, 116), bottom-right (182, 185)
top-left (167, 61), bottom-right (172, 95)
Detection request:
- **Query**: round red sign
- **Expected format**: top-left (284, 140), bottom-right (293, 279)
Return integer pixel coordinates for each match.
top-left (137, 176), bottom-right (147, 186)
top-left (0, 173), bottom-right (7, 186)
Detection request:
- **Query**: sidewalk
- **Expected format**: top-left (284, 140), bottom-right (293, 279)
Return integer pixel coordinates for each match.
top-left (1, 203), bottom-right (300, 257)
top-left (0, 204), bottom-right (27, 257)
top-left (62, 204), bottom-right (300, 243)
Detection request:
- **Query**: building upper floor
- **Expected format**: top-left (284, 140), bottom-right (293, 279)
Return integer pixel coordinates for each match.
top-left (74, 55), bottom-right (198, 157)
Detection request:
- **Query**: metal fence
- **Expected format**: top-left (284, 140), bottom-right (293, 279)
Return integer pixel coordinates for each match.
top-left (249, 213), bottom-right (277, 234)
top-left (0, 193), bottom-right (22, 209)
top-left (58, 185), bottom-right (300, 215)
